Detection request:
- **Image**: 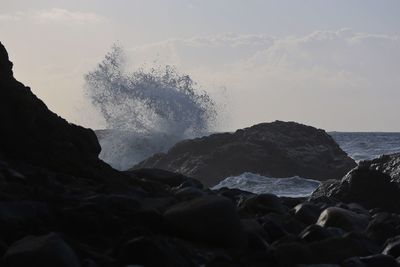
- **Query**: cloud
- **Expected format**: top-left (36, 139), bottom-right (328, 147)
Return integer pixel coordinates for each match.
top-left (125, 29), bottom-right (400, 131)
top-left (0, 8), bottom-right (104, 24)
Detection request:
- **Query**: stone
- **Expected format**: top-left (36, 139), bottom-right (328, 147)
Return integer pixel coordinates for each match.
top-left (2, 233), bottom-right (80, 267)
top-left (164, 195), bottom-right (246, 247)
top-left (133, 121), bottom-right (356, 187)
top-left (317, 207), bottom-right (369, 232)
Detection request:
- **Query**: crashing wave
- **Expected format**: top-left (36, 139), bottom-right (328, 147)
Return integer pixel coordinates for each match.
top-left (85, 45), bottom-right (218, 169)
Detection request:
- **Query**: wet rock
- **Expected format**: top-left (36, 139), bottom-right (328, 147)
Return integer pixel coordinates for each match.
top-left (272, 241), bottom-right (313, 266)
top-left (361, 153), bottom-right (400, 183)
top-left (239, 193), bottom-right (288, 216)
top-left (2, 232), bottom-right (80, 267)
top-left (164, 195), bottom-right (246, 247)
top-left (308, 234), bottom-right (376, 264)
top-left (317, 207), bottom-right (369, 232)
top-left (383, 236), bottom-right (400, 258)
top-left (134, 121), bottom-right (356, 187)
top-left (367, 213), bottom-right (400, 244)
top-left (299, 224), bottom-right (345, 243)
top-left (343, 254), bottom-right (400, 267)
top-left (116, 236), bottom-right (195, 267)
top-left (312, 168), bottom-right (400, 213)
top-left (292, 202), bottom-right (321, 225)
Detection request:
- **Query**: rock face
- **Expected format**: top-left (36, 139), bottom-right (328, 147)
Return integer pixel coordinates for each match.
top-left (361, 153), bottom-right (400, 183)
top-left (0, 42), bottom-right (121, 182)
top-left (312, 167), bottom-right (400, 213)
top-left (134, 121), bottom-right (356, 186)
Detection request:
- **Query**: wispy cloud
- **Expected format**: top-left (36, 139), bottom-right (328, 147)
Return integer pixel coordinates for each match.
top-left (0, 8), bottom-right (104, 24)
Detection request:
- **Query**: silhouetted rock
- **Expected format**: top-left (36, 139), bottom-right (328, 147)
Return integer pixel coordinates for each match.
top-left (0, 42), bottom-right (118, 182)
top-left (2, 233), bottom-right (80, 267)
top-left (133, 121), bottom-right (356, 186)
top-left (312, 167), bottom-right (400, 213)
top-left (164, 195), bottom-right (246, 247)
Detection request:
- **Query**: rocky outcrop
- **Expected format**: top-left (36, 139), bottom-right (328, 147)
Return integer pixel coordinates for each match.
top-left (312, 167), bottom-right (400, 213)
top-left (134, 121), bottom-right (356, 186)
top-left (0, 42), bottom-right (122, 183)
top-left (360, 153), bottom-right (400, 183)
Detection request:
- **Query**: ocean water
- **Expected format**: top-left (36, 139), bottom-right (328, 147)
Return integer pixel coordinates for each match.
top-left (212, 132), bottom-right (400, 197)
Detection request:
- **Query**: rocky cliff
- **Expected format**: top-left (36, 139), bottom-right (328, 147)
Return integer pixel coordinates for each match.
top-left (134, 121), bottom-right (357, 186)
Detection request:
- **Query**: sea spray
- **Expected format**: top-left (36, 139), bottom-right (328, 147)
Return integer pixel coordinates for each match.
top-left (85, 45), bottom-right (218, 169)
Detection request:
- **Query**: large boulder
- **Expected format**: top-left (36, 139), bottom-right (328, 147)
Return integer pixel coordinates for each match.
top-left (2, 233), bottom-right (80, 267)
top-left (312, 167), bottom-right (400, 213)
top-left (163, 195), bottom-right (246, 247)
top-left (134, 121), bottom-right (356, 187)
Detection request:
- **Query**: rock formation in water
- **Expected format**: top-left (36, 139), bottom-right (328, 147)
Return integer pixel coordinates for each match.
top-left (133, 121), bottom-right (357, 186)
top-left (2, 41), bottom-right (400, 267)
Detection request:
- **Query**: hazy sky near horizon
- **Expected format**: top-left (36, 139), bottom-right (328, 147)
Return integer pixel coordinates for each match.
top-left (1, 0), bottom-right (400, 131)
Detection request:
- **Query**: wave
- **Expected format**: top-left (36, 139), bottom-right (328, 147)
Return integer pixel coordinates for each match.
top-left (212, 172), bottom-right (321, 197)
top-left (86, 45), bottom-right (218, 170)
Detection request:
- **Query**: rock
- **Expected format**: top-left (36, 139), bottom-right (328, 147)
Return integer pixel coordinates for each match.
top-left (343, 254), bottom-right (400, 267)
top-left (292, 202), bottom-right (321, 225)
top-left (133, 121), bottom-right (356, 187)
top-left (308, 234), bottom-right (377, 264)
top-left (0, 42), bottom-right (124, 184)
top-left (361, 153), bottom-right (400, 183)
top-left (316, 207), bottom-right (369, 232)
top-left (299, 224), bottom-right (345, 243)
top-left (2, 232), bottom-right (80, 267)
top-left (239, 193), bottom-right (288, 216)
top-left (367, 213), bottom-right (400, 245)
top-left (116, 236), bottom-right (195, 267)
top-left (272, 241), bottom-right (313, 266)
top-left (383, 236), bottom-right (400, 258)
top-left (312, 167), bottom-right (400, 213)
top-left (125, 168), bottom-right (203, 189)
top-left (163, 195), bottom-right (246, 247)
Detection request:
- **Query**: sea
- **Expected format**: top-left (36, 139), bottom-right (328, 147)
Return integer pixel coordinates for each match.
top-left (212, 132), bottom-right (400, 197)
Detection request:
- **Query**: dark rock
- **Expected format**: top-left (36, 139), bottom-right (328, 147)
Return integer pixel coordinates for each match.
top-left (312, 167), bottom-right (400, 213)
top-left (272, 241), bottom-right (313, 266)
top-left (361, 153), bottom-right (400, 183)
top-left (116, 236), bottom-right (195, 267)
top-left (133, 121), bottom-right (356, 187)
top-left (343, 254), bottom-right (400, 267)
top-left (125, 168), bottom-right (203, 189)
top-left (0, 42), bottom-right (128, 189)
top-left (367, 213), bottom-right (400, 245)
top-left (299, 224), bottom-right (345, 243)
top-left (164, 195), bottom-right (246, 247)
top-left (239, 193), bottom-right (288, 216)
top-left (383, 236), bottom-right (400, 258)
top-left (308, 234), bottom-right (377, 264)
top-left (2, 232), bottom-right (80, 267)
top-left (292, 202), bottom-right (321, 225)
top-left (316, 207), bottom-right (369, 233)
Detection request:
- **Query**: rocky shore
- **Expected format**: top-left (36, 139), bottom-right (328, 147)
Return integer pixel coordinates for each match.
top-left (1, 41), bottom-right (400, 267)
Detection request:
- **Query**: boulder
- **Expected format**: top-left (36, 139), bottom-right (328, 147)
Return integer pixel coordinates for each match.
top-left (361, 153), bottom-right (400, 183)
top-left (312, 167), bottom-right (400, 213)
top-left (239, 193), bottom-right (288, 216)
top-left (2, 233), bottom-right (80, 267)
top-left (163, 195), bottom-right (246, 247)
top-left (383, 236), bottom-right (400, 258)
top-left (316, 207), bottom-right (369, 233)
top-left (133, 121), bottom-right (356, 187)
top-left (343, 254), bottom-right (400, 267)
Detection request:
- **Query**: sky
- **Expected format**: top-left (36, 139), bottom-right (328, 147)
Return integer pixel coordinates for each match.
top-left (1, 0), bottom-right (400, 131)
